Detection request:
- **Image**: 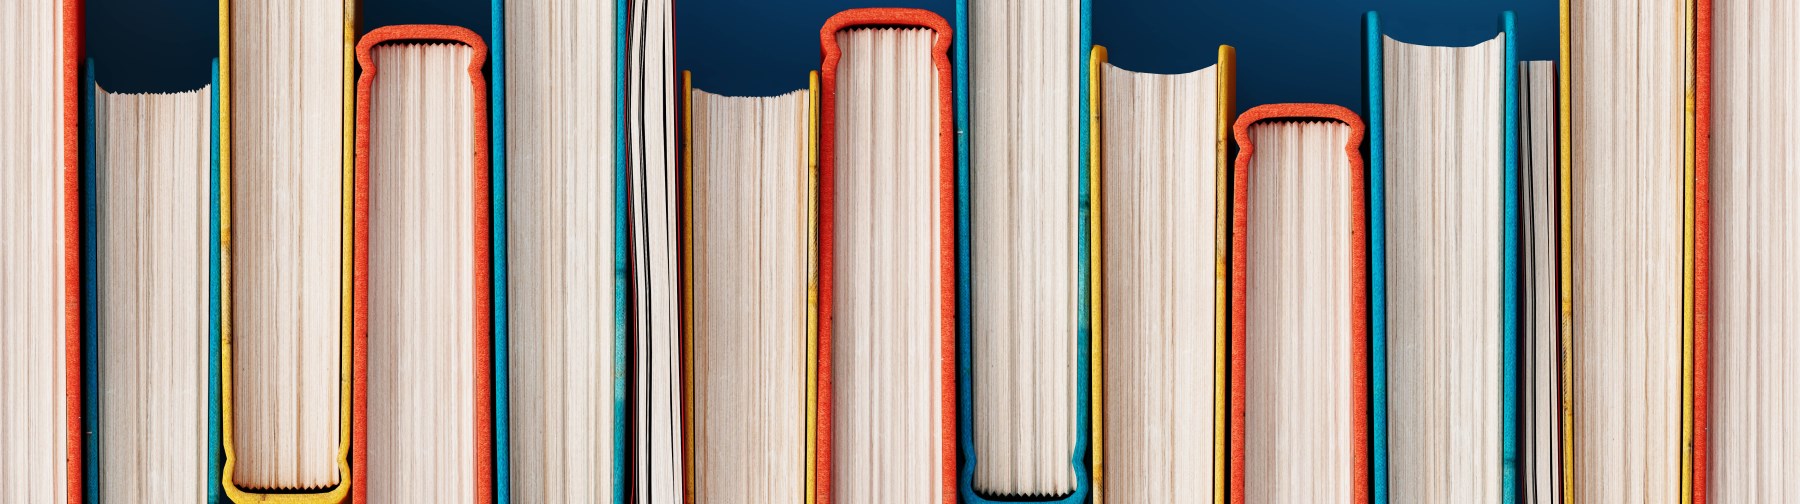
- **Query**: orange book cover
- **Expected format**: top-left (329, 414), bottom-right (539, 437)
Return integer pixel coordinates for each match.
top-left (350, 24), bottom-right (494, 504)
top-left (813, 7), bottom-right (956, 504)
top-left (1228, 103), bottom-right (1369, 504)
top-left (64, 0), bottom-right (84, 500)
top-left (1691, 0), bottom-right (1712, 501)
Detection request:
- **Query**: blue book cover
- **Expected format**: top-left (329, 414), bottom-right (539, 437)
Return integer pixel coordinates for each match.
top-left (79, 57), bottom-right (99, 504)
top-left (208, 57), bottom-right (225, 504)
top-left (489, 1), bottom-right (633, 501)
top-left (1365, 11), bottom-right (1519, 504)
top-left (953, 1), bottom-right (1093, 502)
top-left (611, 1), bottom-right (632, 502)
top-left (78, 57), bottom-right (226, 504)
top-left (488, 0), bottom-right (511, 500)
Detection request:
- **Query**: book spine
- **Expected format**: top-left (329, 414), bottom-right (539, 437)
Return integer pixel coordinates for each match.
top-left (349, 24), bottom-right (495, 504)
top-left (611, 1), bottom-right (631, 502)
top-left (1690, 0), bottom-right (1713, 502)
top-left (953, 2), bottom-right (1093, 500)
top-left (66, 0), bottom-right (87, 500)
top-left (1500, 11), bottom-right (1521, 504)
top-left (488, 0), bottom-right (510, 502)
top-left (1212, 44), bottom-right (1237, 504)
top-left (79, 56), bottom-right (99, 504)
top-left (1362, 12), bottom-right (1389, 504)
top-left (208, 58), bottom-right (226, 504)
top-left (1070, 0), bottom-right (1095, 500)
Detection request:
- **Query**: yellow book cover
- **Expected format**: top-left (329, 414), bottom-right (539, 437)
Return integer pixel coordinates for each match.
top-left (680, 71), bottom-right (695, 503)
top-left (1559, 0), bottom-right (1705, 501)
top-left (217, 0), bottom-right (356, 501)
top-left (1555, 2), bottom-right (1574, 501)
top-left (1087, 45), bottom-right (1104, 504)
top-left (677, 70), bottom-right (820, 504)
top-left (805, 70), bottom-right (820, 504)
top-left (1088, 44), bottom-right (1235, 504)
top-left (1211, 45), bottom-right (1236, 504)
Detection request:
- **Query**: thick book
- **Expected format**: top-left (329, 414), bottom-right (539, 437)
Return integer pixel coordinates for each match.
top-left (0, 0), bottom-right (83, 500)
top-left (1229, 103), bottom-right (1370, 504)
top-left (350, 23), bottom-right (495, 504)
top-left (677, 69), bottom-right (819, 504)
top-left (1364, 11), bottom-right (1519, 504)
top-left (490, 0), bottom-right (663, 499)
top-left (1558, 0), bottom-right (1710, 501)
top-left (1088, 44), bottom-right (1236, 504)
top-left (1702, 0), bottom-right (1800, 500)
top-left (218, 0), bottom-right (357, 500)
top-left (815, 8), bottom-right (957, 504)
top-left (80, 58), bottom-right (223, 503)
top-left (951, 0), bottom-right (1091, 502)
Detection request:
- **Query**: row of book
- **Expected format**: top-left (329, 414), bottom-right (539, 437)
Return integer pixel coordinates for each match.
top-left (1, 0), bottom-right (1793, 503)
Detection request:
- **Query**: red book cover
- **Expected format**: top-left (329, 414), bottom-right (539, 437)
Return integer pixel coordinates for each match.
top-left (1692, 0), bottom-right (1712, 501)
top-left (64, 0), bottom-right (84, 500)
top-left (1228, 103), bottom-right (1369, 504)
top-left (814, 7), bottom-right (956, 504)
top-left (351, 24), bottom-right (494, 504)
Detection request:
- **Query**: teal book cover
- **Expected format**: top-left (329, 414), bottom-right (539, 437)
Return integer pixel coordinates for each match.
top-left (485, 1), bottom-right (633, 502)
top-left (208, 57), bottom-right (225, 504)
top-left (487, 0), bottom-right (511, 500)
top-left (77, 56), bottom-right (225, 504)
top-left (952, 1), bottom-right (1094, 503)
top-left (1365, 10), bottom-right (1520, 503)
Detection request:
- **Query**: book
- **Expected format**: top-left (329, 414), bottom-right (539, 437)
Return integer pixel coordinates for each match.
top-left (1518, 58), bottom-right (1562, 504)
top-left (0, 0), bottom-right (82, 500)
top-left (83, 58), bottom-right (221, 503)
top-left (349, 24), bottom-right (494, 503)
top-left (625, 0), bottom-right (686, 501)
top-left (953, 0), bottom-right (1091, 501)
top-left (815, 8), bottom-right (956, 504)
top-left (1089, 43), bottom-right (1236, 504)
top-left (1560, 0), bottom-right (1708, 501)
top-left (218, 0), bottom-right (355, 500)
top-left (1364, 11), bottom-right (1518, 504)
top-left (1229, 103), bottom-right (1370, 504)
top-left (1704, 0), bottom-right (1800, 501)
top-left (677, 70), bottom-right (818, 504)
top-left (491, 0), bottom-right (652, 500)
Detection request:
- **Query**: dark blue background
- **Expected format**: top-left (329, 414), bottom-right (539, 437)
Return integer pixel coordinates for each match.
top-left (91, 0), bottom-right (1555, 111)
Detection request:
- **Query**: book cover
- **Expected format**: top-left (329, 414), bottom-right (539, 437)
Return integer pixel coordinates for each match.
top-left (65, 1), bottom-right (84, 501)
top-left (217, 1), bottom-right (356, 501)
top-left (677, 68), bottom-right (821, 504)
top-left (1554, 1), bottom-right (1574, 499)
top-left (1228, 103), bottom-right (1370, 504)
top-left (1364, 11), bottom-right (1519, 503)
top-left (349, 23), bottom-right (496, 504)
top-left (1691, 0), bottom-right (1713, 501)
top-left (1557, 1), bottom-right (1710, 500)
top-left (488, 1), bottom-right (634, 500)
top-left (805, 69), bottom-right (820, 504)
top-left (78, 55), bottom-right (96, 504)
top-left (209, 57), bottom-right (225, 504)
top-left (487, 1), bottom-right (511, 499)
top-left (79, 55), bottom-right (223, 504)
top-left (952, 2), bottom-right (1091, 503)
top-left (814, 8), bottom-right (957, 504)
top-left (1085, 43), bottom-right (1237, 504)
